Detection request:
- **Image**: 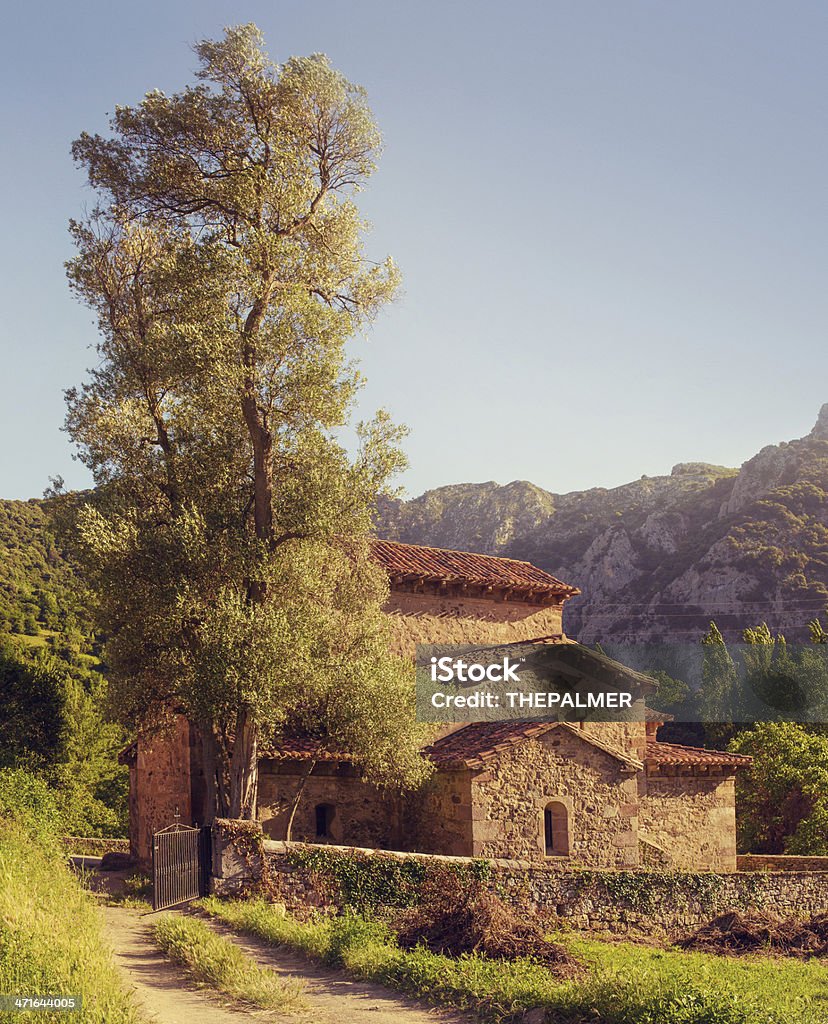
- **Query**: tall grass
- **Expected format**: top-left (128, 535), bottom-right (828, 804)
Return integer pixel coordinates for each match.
top-left (200, 896), bottom-right (828, 1024)
top-left (153, 915), bottom-right (305, 1014)
top-left (0, 819), bottom-right (142, 1024)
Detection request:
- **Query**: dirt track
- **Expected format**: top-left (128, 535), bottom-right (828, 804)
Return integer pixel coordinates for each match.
top-left (84, 854), bottom-right (471, 1024)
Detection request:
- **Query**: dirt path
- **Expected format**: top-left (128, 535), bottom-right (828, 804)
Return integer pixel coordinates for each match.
top-left (201, 914), bottom-right (473, 1024)
top-left (102, 903), bottom-right (472, 1024)
top-left (90, 869), bottom-right (471, 1024)
top-left (101, 904), bottom-right (258, 1024)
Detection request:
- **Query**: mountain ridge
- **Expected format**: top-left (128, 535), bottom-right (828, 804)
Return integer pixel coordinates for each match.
top-left (378, 407), bottom-right (828, 642)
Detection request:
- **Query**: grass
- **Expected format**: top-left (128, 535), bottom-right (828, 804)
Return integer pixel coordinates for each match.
top-left (153, 914), bottom-right (306, 1014)
top-left (104, 873), bottom-right (153, 911)
top-left (200, 895), bottom-right (828, 1024)
top-left (0, 820), bottom-right (142, 1024)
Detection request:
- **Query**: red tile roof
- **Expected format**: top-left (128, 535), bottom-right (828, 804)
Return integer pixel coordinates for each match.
top-left (260, 737), bottom-right (349, 762)
top-left (424, 721), bottom-right (644, 770)
top-left (425, 721), bottom-right (559, 768)
top-left (263, 730), bottom-right (751, 772)
top-left (370, 539), bottom-right (578, 598)
top-left (645, 741), bottom-right (752, 768)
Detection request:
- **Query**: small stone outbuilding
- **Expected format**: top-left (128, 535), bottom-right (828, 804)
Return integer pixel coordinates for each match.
top-left (123, 538), bottom-right (750, 871)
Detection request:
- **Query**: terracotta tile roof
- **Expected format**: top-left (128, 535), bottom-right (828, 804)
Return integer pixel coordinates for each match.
top-left (645, 740), bottom-right (752, 768)
top-left (425, 721), bottom-right (558, 768)
top-left (260, 737), bottom-right (350, 762)
top-left (424, 721), bottom-right (642, 771)
top-left (370, 539), bottom-right (579, 598)
top-left (645, 707), bottom-right (674, 722)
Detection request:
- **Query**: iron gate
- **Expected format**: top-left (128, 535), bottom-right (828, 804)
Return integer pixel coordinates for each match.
top-left (151, 823), bottom-right (211, 911)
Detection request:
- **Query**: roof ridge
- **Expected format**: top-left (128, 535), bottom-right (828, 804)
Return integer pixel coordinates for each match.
top-left (372, 536), bottom-right (538, 568)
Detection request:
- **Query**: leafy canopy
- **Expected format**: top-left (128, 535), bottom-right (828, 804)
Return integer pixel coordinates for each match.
top-left (66, 24), bottom-right (429, 818)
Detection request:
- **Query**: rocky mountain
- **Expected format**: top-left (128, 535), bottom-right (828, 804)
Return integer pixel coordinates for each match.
top-left (378, 408), bottom-right (828, 643)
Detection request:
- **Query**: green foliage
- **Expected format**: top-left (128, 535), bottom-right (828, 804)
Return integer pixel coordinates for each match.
top-left (153, 914), bottom-right (305, 1011)
top-left (647, 670), bottom-right (690, 715)
top-left (0, 497), bottom-right (91, 644)
top-left (0, 642), bottom-right (68, 768)
top-left (730, 723), bottom-right (828, 855)
top-left (287, 847), bottom-right (426, 911)
top-left (66, 24), bottom-right (427, 819)
top-left (201, 897), bottom-right (828, 1024)
top-left (0, 767), bottom-right (64, 841)
top-left (0, 643), bottom-right (128, 837)
top-left (285, 848), bottom-right (492, 913)
top-left (0, 816), bottom-right (141, 1024)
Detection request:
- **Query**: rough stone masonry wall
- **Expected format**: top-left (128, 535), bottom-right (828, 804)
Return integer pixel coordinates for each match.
top-left (131, 717), bottom-right (194, 867)
top-left (406, 769), bottom-right (474, 857)
top-left (471, 733), bottom-right (640, 866)
top-left (257, 761), bottom-right (401, 849)
top-left (383, 589), bottom-right (563, 656)
top-left (639, 772), bottom-right (737, 872)
top-left (212, 834), bottom-right (828, 937)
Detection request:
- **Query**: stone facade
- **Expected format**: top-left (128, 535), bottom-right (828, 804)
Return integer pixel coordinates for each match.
top-left (469, 731), bottom-right (640, 866)
top-left (383, 588), bottom-right (564, 656)
top-left (124, 539), bottom-right (746, 872)
top-left (258, 760), bottom-right (402, 849)
top-left (639, 770), bottom-right (737, 872)
top-left (122, 717), bottom-right (208, 867)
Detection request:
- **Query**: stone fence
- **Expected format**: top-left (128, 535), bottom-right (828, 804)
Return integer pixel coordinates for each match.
top-left (63, 836), bottom-right (131, 857)
top-left (737, 854), bottom-right (828, 872)
top-left (210, 821), bottom-right (828, 936)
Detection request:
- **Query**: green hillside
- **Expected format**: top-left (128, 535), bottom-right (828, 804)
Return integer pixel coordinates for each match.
top-left (0, 497), bottom-right (96, 657)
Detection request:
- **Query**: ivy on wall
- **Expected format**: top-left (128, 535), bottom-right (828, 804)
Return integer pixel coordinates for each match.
top-left (285, 847), bottom-right (491, 913)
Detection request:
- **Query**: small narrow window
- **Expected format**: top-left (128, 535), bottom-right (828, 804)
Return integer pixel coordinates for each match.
top-left (544, 801), bottom-right (569, 856)
top-left (315, 803), bottom-right (335, 839)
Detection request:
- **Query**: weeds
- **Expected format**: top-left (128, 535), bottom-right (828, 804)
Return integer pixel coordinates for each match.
top-left (200, 895), bottom-right (828, 1024)
top-left (152, 914), bottom-right (305, 1014)
top-left (0, 821), bottom-right (142, 1024)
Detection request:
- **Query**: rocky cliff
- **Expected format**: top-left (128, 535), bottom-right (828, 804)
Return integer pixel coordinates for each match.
top-left (378, 408), bottom-right (828, 642)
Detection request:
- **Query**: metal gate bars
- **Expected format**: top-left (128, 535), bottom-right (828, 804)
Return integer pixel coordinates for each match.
top-left (151, 823), bottom-right (211, 911)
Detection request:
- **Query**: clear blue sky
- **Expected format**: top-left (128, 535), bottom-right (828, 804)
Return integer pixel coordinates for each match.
top-left (1, 1), bottom-right (826, 501)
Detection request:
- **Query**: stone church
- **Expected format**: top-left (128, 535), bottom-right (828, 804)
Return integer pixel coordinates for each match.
top-left (122, 539), bottom-right (750, 871)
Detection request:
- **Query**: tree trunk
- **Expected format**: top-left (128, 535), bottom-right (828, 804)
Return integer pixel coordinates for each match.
top-left (229, 707), bottom-right (259, 819)
top-left (284, 757), bottom-right (318, 842)
top-left (231, 289), bottom-right (275, 818)
top-left (201, 723), bottom-right (230, 821)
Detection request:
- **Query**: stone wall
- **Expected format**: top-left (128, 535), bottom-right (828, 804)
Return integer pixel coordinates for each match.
top-left (582, 721), bottom-right (648, 762)
top-left (210, 830), bottom-right (828, 937)
top-left (737, 854), bottom-right (828, 872)
top-left (256, 731), bottom-right (646, 866)
top-left (131, 717), bottom-right (195, 867)
top-left (470, 731), bottom-right (640, 866)
top-left (383, 589), bottom-right (563, 656)
top-left (639, 772), bottom-right (737, 872)
top-left (407, 769), bottom-right (474, 856)
top-left (63, 836), bottom-right (131, 857)
top-left (257, 760), bottom-right (401, 849)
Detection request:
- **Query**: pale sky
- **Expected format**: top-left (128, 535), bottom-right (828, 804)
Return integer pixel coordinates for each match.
top-left (1, 1), bottom-right (826, 501)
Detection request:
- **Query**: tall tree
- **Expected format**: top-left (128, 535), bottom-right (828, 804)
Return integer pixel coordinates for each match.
top-left (66, 25), bottom-right (429, 819)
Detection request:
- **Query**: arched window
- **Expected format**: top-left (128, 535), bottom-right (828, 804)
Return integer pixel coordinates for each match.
top-left (543, 801), bottom-right (570, 856)
top-left (315, 803), bottom-right (335, 840)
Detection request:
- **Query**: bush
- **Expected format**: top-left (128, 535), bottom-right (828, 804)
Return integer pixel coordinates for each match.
top-left (0, 767), bottom-right (63, 840)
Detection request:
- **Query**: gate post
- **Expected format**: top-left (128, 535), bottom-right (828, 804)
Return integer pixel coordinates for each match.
top-left (210, 818), bottom-right (264, 895)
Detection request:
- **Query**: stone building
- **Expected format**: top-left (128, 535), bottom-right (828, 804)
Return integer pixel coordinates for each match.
top-left (122, 539), bottom-right (750, 871)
